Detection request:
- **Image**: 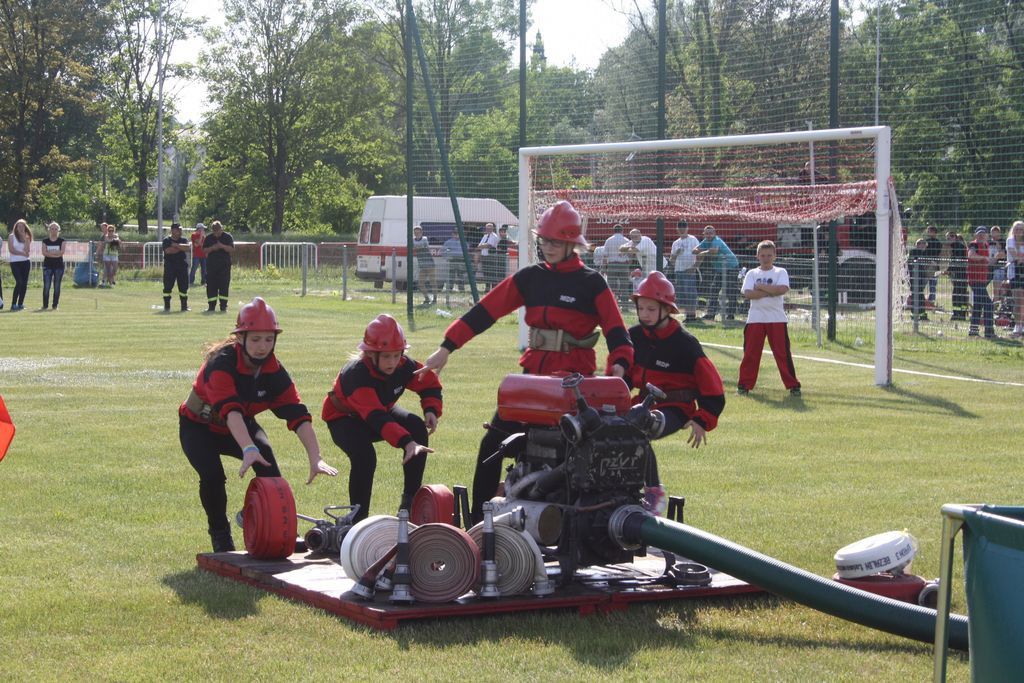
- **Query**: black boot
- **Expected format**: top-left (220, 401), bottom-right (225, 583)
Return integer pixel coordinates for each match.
top-left (209, 528), bottom-right (236, 553)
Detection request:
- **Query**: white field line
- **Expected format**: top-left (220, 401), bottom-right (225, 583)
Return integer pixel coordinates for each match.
top-left (702, 343), bottom-right (1024, 388)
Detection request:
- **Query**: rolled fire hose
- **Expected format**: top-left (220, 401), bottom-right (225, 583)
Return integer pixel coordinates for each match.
top-left (611, 509), bottom-right (970, 652)
top-left (410, 484), bottom-right (455, 525)
top-left (408, 523), bottom-right (480, 603)
top-left (340, 515), bottom-right (419, 580)
top-left (242, 476), bottom-right (298, 560)
top-left (468, 522), bottom-right (538, 596)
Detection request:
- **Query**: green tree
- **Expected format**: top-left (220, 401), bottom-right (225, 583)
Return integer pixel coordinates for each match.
top-left (104, 0), bottom-right (198, 233)
top-left (195, 1), bottom-right (399, 234)
top-left (0, 0), bottom-right (106, 220)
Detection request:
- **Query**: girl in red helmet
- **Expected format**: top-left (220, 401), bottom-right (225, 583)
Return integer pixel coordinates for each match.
top-left (179, 297), bottom-right (338, 552)
top-left (417, 200), bottom-right (633, 523)
top-left (629, 272), bottom-right (725, 510)
top-left (322, 314), bottom-right (442, 522)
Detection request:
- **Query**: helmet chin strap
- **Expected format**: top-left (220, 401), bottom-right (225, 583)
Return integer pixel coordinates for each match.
top-left (240, 331), bottom-right (277, 367)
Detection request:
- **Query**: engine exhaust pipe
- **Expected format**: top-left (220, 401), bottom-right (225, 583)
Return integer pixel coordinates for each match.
top-left (490, 497), bottom-right (562, 546)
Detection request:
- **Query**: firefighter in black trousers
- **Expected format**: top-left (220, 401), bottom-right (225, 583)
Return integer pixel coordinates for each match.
top-left (322, 314), bottom-right (442, 523)
top-left (203, 220), bottom-right (233, 312)
top-left (178, 297), bottom-right (337, 551)
top-left (162, 223), bottom-right (190, 312)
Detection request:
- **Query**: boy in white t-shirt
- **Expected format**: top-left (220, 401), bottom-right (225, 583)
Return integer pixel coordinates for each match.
top-left (737, 240), bottom-right (801, 396)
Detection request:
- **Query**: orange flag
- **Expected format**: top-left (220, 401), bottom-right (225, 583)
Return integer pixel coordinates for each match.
top-left (0, 394), bottom-right (14, 462)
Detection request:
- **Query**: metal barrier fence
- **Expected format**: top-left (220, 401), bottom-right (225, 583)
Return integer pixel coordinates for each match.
top-left (260, 242), bottom-right (318, 270)
top-left (142, 241), bottom-right (196, 269)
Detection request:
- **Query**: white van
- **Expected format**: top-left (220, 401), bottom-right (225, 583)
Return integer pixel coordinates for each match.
top-left (356, 195), bottom-right (518, 287)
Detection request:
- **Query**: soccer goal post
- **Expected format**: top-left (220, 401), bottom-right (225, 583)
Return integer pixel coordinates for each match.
top-left (518, 126), bottom-right (896, 386)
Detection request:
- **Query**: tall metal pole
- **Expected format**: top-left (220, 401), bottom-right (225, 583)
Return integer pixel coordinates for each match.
top-left (408, 0), bottom-right (477, 301)
top-left (155, 0), bottom-right (166, 241)
top-left (405, 1), bottom-right (415, 323)
top-left (655, 0), bottom-right (667, 270)
top-left (519, 0), bottom-right (526, 151)
top-left (827, 0), bottom-right (840, 341)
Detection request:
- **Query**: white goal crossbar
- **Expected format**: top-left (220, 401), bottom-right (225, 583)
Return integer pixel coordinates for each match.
top-left (518, 126), bottom-right (893, 386)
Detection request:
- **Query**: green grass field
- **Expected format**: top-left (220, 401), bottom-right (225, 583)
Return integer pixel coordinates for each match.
top-left (1, 280), bottom-right (1019, 681)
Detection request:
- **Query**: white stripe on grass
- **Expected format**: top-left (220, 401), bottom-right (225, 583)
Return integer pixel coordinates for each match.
top-left (703, 342), bottom-right (1024, 388)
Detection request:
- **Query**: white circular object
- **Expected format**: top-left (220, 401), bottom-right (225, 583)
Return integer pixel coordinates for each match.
top-left (834, 530), bottom-right (917, 579)
top-left (339, 515), bottom-right (418, 580)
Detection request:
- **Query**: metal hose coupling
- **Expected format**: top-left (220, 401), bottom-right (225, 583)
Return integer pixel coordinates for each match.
top-left (389, 509), bottom-right (414, 604)
top-left (608, 505), bottom-right (651, 551)
top-left (479, 502), bottom-right (501, 598)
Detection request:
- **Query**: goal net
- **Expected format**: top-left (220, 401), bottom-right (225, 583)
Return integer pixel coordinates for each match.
top-left (518, 127), bottom-right (903, 386)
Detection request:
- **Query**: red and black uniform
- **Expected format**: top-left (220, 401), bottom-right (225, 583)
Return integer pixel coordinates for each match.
top-left (179, 343), bottom-right (311, 535)
top-left (629, 319), bottom-right (725, 435)
top-left (322, 355), bottom-right (443, 522)
top-left (629, 318), bottom-right (724, 489)
top-left (440, 253), bottom-right (634, 521)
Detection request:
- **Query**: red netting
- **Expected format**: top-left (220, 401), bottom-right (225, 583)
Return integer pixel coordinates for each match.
top-left (534, 182), bottom-right (877, 224)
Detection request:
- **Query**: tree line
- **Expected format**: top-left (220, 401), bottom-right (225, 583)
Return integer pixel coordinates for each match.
top-left (1, 0), bottom-right (1020, 236)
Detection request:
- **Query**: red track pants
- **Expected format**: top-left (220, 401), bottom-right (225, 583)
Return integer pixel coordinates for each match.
top-left (738, 322), bottom-right (800, 390)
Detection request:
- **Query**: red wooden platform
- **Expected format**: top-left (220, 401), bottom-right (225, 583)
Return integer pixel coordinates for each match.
top-left (196, 550), bottom-right (762, 630)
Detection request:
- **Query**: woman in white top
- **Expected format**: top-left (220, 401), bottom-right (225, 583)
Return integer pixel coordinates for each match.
top-left (1006, 220), bottom-right (1024, 337)
top-left (8, 219), bottom-right (32, 311)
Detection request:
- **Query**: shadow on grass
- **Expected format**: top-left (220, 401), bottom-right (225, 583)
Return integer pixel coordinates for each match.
top-left (744, 391), bottom-right (811, 413)
top-left (673, 594), bottom-right (940, 656)
top-left (879, 383), bottom-right (978, 419)
top-left (383, 592), bottom-right (939, 668)
top-left (162, 567), bottom-right (263, 619)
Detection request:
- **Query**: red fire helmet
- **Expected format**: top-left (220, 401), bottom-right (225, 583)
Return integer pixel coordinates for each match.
top-left (534, 200), bottom-right (587, 245)
top-left (632, 271), bottom-right (679, 313)
top-left (233, 297), bottom-right (282, 334)
top-left (359, 314), bottom-right (409, 352)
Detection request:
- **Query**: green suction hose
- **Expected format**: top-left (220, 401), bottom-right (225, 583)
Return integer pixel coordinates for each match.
top-left (613, 510), bottom-right (968, 651)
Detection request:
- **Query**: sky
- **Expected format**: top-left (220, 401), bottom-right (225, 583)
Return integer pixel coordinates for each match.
top-left (171, 0), bottom-right (634, 124)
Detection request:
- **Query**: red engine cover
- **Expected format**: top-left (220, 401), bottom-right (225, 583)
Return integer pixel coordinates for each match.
top-left (833, 572), bottom-right (927, 604)
top-left (496, 374), bottom-right (632, 426)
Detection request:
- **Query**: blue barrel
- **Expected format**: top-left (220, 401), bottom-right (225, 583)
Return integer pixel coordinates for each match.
top-left (73, 261), bottom-right (98, 287)
top-left (962, 505), bottom-right (1024, 681)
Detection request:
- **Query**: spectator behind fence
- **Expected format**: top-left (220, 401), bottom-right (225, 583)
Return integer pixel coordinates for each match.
top-left (412, 225), bottom-right (436, 306)
top-left (202, 220), bottom-right (234, 313)
top-left (670, 219), bottom-right (700, 322)
top-left (0, 232), bottom-right (5, 309)
top-left (41, 221), bottom-right (65, 311)
top-left (8, 219), bottom-right (32, 311)
top-left (495, 225), bottom-right (510, 282)
top-left (908, 238), bottom-right (929, 320)
top-left (190, 223), bottom-right (207, 285)
top-left (967, 227), bottom-right (995, 338)
top-left (1006, 220), bottom-right (1024, 338)
top-left (477, 222), bottom-right (499, 291)
top-left (442, 229), bottom-right (466, 292)
top-left (989, 225), bottom-right (1009, 315)
top-left (945, 231), bottom-right (969, 321)
top-left (621, 228), bottom-right (658, 275)
top-left (102, 223), bottom-right (121, 286)
top-left (603, 224), bottom-right (632, 302)
top-left (924, 225), bottom-right (942, 306)
top-left (694, 225), bottom-right (740, 320)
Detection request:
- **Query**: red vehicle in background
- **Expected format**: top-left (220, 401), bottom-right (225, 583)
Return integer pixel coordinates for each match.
top-left (583, 214), bottom-right (881, 304)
